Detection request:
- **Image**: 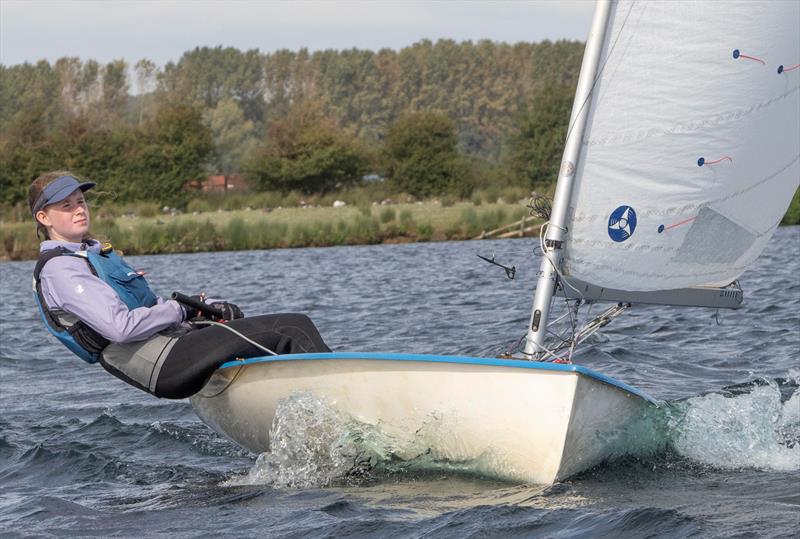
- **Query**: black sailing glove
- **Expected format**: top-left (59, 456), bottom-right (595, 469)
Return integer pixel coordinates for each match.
top-left (209, 302), bottom-right (244, 321)
top-left (182, 295), bottom-right (207, 321)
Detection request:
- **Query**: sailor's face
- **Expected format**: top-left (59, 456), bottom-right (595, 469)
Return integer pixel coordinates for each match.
top-left (37, 189), bottom-right (91, 243)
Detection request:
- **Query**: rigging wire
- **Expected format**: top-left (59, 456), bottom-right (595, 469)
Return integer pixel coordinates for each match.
top-left (538, 222), bottom-right (585, 299)
top-left (518, 2), bottom-right (642, 362)
top-left (562, 0), bottom-right (639, 146)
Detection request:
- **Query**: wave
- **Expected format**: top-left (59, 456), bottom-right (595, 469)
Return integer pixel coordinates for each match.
top-left (0, 408), bottom-right (248, 494)
top-left (665, 376), bottom-right (799, 472)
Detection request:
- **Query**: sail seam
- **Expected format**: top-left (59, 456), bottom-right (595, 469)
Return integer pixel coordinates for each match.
top-left (570, 154), bottom-right (800, 224)
top-left (564, 246), bottom-right (765, 281)
top-left (564, 0), bottom-right (640, 149)
top-left (564, 260), bottom-right (755, 281)
top-left (567, 215), bottom-right (781, 255)
top-left (583, 84), bottom-right (800, 147)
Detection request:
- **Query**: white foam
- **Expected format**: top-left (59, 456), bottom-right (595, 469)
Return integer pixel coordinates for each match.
top-left (668, 380), bottom-right (800, 472)
top-left (224, 392), bottom-right (393, 488)
top-left (224, 392), bottom-right (523, 488)
top-left (225, 378), bottom-right (800, 488)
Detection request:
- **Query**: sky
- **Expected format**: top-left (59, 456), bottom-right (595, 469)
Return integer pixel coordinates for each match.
top-left (0, 0), bottom-right (593, 67)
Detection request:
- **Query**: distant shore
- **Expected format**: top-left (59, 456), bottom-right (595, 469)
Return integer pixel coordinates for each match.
top-left (4, 190), bottom-right (798, 262)
top-left (0, 201), bottom-right (530, 262)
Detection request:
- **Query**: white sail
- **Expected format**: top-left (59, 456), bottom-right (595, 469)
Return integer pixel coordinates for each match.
top-left (563, 0), bottom-right (800, 291)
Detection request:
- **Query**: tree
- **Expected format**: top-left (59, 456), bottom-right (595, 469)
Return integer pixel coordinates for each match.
top-left (160, 46), bottom-right (265, 127)
top-left (0, 108), bottom-right (62, 205)
top-left (101, 59), bottom-right (129, 121)
top-left (205, 98), bottom-right (256, 175)
top-left (383, 111), bottom-right (468, 197)
top-left (127, 105), bottom-right (214, 203)
top-left (133, 59), bottom-right (158, 125)
top-left (244, 101), bottom-right (367, 194)
top-left (506, 82), bottom-right (574, 188)
top-left (0, 40), bottom-right (591, 205)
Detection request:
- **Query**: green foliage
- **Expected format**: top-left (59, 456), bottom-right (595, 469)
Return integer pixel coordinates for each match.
top-left (205, 98), bottom-right (256, 174)
top-left (398, 209), bottom-right (415, 230)
top-left (259, 39), bottom-right (584, 158)
top-left (1, 41), bottom-right (591, 207)
top-left (161, 46), bottom-right (265, 125)
top-left (416, 222), bottom-right (433, 241)
top-left (186, 198), bottom-right (213, 213)
top-left (101, 59), bottom-right (129, 119)
top-left (507, 83), bottom-right (574, 188)
top-left (113, 201), bottom-right (159, 218)
top-left (244, 102), bottom-right (368, 194)
top-left (224, 218), bottom-right (250, 250)
top-left (349, 214), bottom-right (381, 243)
top-left (379, 207), bottom-right (396, 223)
top-left (384, 111), bottom-right (470, 198)
top-left (0, 103), bottom-right (212, 208)
top-left (1, 200), bottom-right (540, 259)
top-left (459, 207), bottom-right (481, 237)
top-left (134, 105), bottom-right (213, 202)
top-left (0, 222), bottom-right (37, 260)
top-left (781, 189), bottom-right (800, 225)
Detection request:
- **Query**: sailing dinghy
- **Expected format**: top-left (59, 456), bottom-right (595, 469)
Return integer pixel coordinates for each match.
top-left (191, 0), bottom-right (800, 484)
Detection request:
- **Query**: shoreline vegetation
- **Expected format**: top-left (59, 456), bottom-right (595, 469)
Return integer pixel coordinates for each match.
top-left (2, 40), bottom-right (798, 261)
top-left (2, 185), bottom-right (798, 262)
top-left (0, 189), bottom-right (534, 261)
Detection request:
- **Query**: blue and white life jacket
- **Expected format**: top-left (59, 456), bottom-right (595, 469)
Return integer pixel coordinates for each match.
top-left (32, 244), bottom-right (158, 363)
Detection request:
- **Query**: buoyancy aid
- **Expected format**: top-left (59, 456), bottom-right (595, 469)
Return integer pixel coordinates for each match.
top-left (32, 243), bottom-right (159, 363)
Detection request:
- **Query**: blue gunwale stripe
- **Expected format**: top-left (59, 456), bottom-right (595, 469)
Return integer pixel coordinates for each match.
top-left (220, 352), bottom-right (658, 404)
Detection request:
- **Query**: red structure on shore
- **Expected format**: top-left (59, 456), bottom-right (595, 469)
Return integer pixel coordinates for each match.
top-left (185, 174), bottom-right (247, 192)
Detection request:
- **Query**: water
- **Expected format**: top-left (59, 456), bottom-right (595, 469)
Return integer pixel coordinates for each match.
top-left (1, 227), bottom-right (798, 538)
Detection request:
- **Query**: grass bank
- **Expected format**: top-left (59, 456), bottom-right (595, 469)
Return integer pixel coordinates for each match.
top-left (0, 201), bottom-right (530, 261)
top-left (4, 185), bottom-right (797, 261)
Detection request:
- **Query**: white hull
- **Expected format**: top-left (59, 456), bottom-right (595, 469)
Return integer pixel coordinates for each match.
top-left (190, 353), bottom-right (656, 484)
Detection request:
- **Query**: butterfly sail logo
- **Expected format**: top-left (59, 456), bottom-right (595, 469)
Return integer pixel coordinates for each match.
top-left (608, 205), bottom-right (637, 242)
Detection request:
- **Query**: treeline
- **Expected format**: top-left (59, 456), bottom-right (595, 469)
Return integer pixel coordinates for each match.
top-left (1, 40), bottom-right (585, 208)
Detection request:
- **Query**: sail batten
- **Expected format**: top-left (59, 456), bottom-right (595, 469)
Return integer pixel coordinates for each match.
top-left (563, 0), bottom-right (800, 293)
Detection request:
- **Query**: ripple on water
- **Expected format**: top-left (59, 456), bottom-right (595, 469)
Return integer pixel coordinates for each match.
top-left (0, 228), bottom-right (798, 537)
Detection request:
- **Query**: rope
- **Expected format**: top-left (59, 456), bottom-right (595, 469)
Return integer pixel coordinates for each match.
top-left (192, 320), bottom-right (278, 356)
top-left (527, 194), bottom-right (552, 220)
top-left (733, 49), bottom-right (766, 65)
top-left (698, 156), bottom-right (732, 167)
top-left (529, 222), bottom-right (635, 363)
top-left (657, 215), bottom-right (697, 234)
top-left (539, 222), bottom-right (585, 299)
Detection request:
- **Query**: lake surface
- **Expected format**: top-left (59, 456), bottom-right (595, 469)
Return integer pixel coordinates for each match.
top-left (1, 227), bottom-right (798, 538)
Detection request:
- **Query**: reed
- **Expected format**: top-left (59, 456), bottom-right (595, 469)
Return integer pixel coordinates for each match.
top-left (1, 201), bottom-right (539, 260)
top-left (0, 223), bottom-right (37, 261)
top-left (379, 207), bottom-right (396, 224)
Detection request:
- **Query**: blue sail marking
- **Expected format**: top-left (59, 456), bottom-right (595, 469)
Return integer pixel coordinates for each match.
top-left (608, 205), bottom-right (637, 242)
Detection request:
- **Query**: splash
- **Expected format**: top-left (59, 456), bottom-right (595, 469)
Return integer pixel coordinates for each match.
top-left (225, 392), bottom-right (513, 488)
top-left (666, 378), bottom-right (799, 472)
top-left (226, 392), bottom-right (392, 488)
top-left (227, 377), bottom-right (799, 488)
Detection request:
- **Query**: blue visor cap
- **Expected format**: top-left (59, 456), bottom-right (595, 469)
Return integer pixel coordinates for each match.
top-left (32, 175), bottom-right (96, 216)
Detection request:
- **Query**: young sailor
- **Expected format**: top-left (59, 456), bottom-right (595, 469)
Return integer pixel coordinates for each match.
top-left (30, 171), bottom-right (331, 399)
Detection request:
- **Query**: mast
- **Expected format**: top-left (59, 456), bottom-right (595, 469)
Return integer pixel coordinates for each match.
top-left (523, 0), bottom-right (613, 357)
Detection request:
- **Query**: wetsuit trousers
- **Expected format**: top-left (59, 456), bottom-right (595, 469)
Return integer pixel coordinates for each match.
top-left (153, 314), bottom-right (331, 399)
